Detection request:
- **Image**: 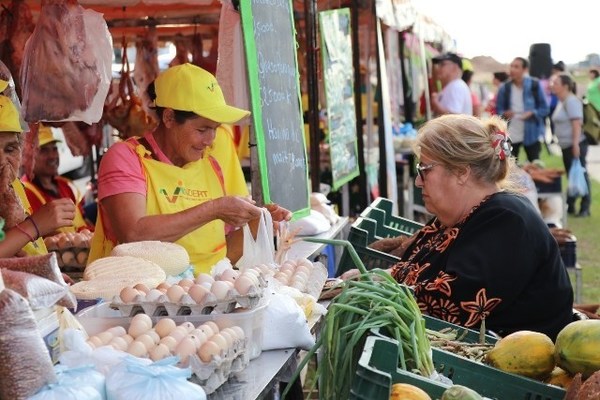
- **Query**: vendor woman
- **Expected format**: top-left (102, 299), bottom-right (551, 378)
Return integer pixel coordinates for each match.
top-left (0, 89), bottom-right (76, 258)
top-left (393, 114), bottom-right (573, 340)
top-left (89, 64), bottom-right (290, 274)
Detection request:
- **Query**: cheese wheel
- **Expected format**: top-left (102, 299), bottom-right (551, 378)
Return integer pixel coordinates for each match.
top-left (110, 241), bottom-right (190, 276)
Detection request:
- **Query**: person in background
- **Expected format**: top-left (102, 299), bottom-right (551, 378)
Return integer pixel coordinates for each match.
top-left (430, 52), bottom-right (473, 116)
top-left (461, 59), bottom-right (481, 117)
top-left (586, 69), bottom-right (600, 112)
top-left (90, 64), bottom-right (291, 274)
top-left (20, 125), bottom-right (91, 232)
top-left (0, 91), bottom-right (76, 258)
top-left (485, 72), bottom-right (509, 116)
top-left (496, 57), bottom-right (549, 162)
top-left (551, 73), bottom-right (590, 217)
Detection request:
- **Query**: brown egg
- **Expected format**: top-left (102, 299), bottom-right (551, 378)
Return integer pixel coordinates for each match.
top-left (174, 337), bottom-right (197, 363)
top-left (198, 340), bottom-right (221, 363)
top-left (149, 343), bottom-right (171, 361)
top-left (188, 284), bottom-right (210, 304)
top-left (120, 287), bottom-right (140, 303)
top-left (178, 278), bottom-right (195, 288)
top-left (154, 318), bottom-right (176, 338)
top-left (159, 336), bottom-right (178, 352)
top-left (127, 341), bottom-right (147, 357)
top-left (134, 283), bottom-right (150, 294)
top-left (166, 285), bottom-right (185, 303)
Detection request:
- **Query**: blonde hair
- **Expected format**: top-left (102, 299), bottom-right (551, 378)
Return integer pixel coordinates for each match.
top-left (413, 114), bottom-right (519, 190)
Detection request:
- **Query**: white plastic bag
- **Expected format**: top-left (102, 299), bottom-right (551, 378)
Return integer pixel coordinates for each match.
top-left (106, 356), bottom-right (206, 400)
top-left (235, 208), bottom-right (275, 269)
top-left (55, 364), bottom-right (106, 400)
top-left (28, 384), bottom-right (102, 400)
top-left (261, 292), bottom-right (315, 351)
top-left (567, 159), bottom-right (589, 197)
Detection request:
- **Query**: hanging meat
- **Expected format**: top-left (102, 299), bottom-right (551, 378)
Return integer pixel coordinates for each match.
top-left (169, 34), bottom-right (190, 68)
top-left (105, 38), bottom-right (157, 140)
top-left (20, 0), bottom-right (112, 124)
top-left (192, 28), bottom-right (218, 74)
top-left (0, 0), bottom-right (35, 98)
top-left (133, 27), bottom-right (160, 114)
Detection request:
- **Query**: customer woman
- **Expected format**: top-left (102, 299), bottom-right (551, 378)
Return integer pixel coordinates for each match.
top-left (0, 92), bottom-right (76, 258)
top-left (551, 73), bottom-right (590, 217)
top-left (89, 64), bottom-right (290, 274)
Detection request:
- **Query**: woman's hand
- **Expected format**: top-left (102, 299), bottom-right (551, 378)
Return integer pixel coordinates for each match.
top-left (572, 142), bottom-right (580, 158)
top-left (214, 196), bottom-right (263, 227)
top-left (264, 203), bottom-right (292, 222)
top-left (32, 198), bottom-right (76, 236)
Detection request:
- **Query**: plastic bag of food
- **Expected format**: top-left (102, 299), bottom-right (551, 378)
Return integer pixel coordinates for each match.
top-left (261, 292), bottom-right (315, 351)
top-left (0, 287), bottom-right (57, 399)
top-left (28, 383), bottom-right (102, 400)
top-left (20, 0), bottom-right (112, 124)
top-left (105, 356), bottom-right (206, 400)
top-left (236, 208), bottom-right (275, 269)
top-left (0, 253), bottom-right (76, 308)
top-left (54, 364), bottom-right (106, 399)
top-left (59, 328), bottom-right (128, 376)
top-left (1, 268), bottom-right (68, 309)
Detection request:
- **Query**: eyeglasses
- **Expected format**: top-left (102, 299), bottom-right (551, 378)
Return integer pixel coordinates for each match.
top-left (416, 162), bottom-right (438, 181)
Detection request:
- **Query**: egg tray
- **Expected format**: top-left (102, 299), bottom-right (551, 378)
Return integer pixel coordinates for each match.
top-left (52, 247), bottom-right (90, 270)
top-left (109, 286), bottom-right (265, 317)
top-left (273, 261), bottom-right (329, 300)
top-left (187, 337), bottom-right (249, 394)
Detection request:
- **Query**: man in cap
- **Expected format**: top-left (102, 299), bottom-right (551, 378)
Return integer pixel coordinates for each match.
top-left (430, 52), bottom-right (473, 116)
top-left (21, 126), bottom-right (90, 232)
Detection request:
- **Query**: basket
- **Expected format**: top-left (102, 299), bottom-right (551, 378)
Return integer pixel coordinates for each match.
top-left (369, 197), bottom-right (424, 234)
top-left (350, 335), bottom-right (566, 400)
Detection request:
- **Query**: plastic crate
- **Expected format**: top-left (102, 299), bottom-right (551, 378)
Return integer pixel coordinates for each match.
top-left (423, 315), bottom-right (498, 345)
top-left (351, 335), bottom-right (566, 400)
top-left (360, 208), bottom-right (412, 237)
top-left (369, 197), bottom-right (424, 234)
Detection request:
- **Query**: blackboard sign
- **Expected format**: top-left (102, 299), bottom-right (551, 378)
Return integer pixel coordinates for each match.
top-left (319, 8), bottom-right (360, 190)
top-left (240, 0), bottom-right (310, 218)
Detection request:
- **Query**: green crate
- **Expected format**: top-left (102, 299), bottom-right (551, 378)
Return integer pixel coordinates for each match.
top-left (360, 208), bottom-right (413, 238)
top-left (423, 315), bottom-right (499, 345)
top-left (355, 214), bottom-right (410, 240)
top-left (369, 197), bottom-right (424, 234)
top-left (351, 335), bottom-right (566, 400)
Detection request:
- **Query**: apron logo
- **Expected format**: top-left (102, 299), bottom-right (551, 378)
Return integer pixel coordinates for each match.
top-left (207, 82), bottom-right (216, 92)
top-left (159, 180), bottom-right (210, 203)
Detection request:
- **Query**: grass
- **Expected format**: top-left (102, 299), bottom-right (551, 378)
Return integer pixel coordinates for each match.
top-left (538, 149), bottom-right (600, 304)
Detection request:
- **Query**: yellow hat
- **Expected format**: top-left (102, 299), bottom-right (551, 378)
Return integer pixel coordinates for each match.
top-left (154, 63), bottom-right (250, 124)
top-left (38, 125), bottom-right (61, 147)
top-left (0, 95), bottom-right (23, 133)
top-left (0, 79), bottom-right (8, 93)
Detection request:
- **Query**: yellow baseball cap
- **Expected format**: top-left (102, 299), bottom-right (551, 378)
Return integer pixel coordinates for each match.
top-left (154, 63), bottom-right (250, 124)
top-left (0, 95), bottom-right (23, 133)
top-left (38, 124), bottom-right (61, 147)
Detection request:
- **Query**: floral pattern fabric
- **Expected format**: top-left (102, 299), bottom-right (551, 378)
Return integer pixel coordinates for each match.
top-left (391, 192), bottom-right (574, 340)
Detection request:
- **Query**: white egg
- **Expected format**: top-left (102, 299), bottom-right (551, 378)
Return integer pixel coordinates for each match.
top-left (127, 341), bottom-right (147, 357)
top-left (178, 278), bottom-right (195, 288)
top-left (120, 287), bottom-right (140, 303)
top-left (204, 321), bottom-right (220, 335)
top-left (145, 289), bottom-right (164, 302)
top-left (209, 333), bottom-right (229, 352)
top-left (293, 270), bottom-right (310, 283)
top-left (179, 321), bottom-right (195, 333)
top-left (135, 334), bottom-right (156, 350)
top-left (231, 326), bottom-right (245, 341)
top-left (109, 336), bottom-right (129, 351)
top-left (295, 265), bottom-right (312, 276)
top-left (211, 280), bottom-right (232, 301)
top-left (149, 343), bottom-right (171, 361)
top-left (219, 268), bottom-right (239, 283)
top-left (218, 330), bottom-right (235, 348)
top-left (167, 285), bottom-right (186, 303)
top-left (146, 329), bottom-right (161, 344)
top-left (189, 329), bottom-right (208, 346)
top-left (195, 273), bottom-right (215, 285)
top-left (235, 275), bottom-right (257, 295)
top-left (159, 336), bottom-right (178, 351)
top-left (106, 326), bottom-right (127, 337)
top-left (280, 264), bottom-right (296, 275)
top-left (96, 331), bottom-right (115, 345)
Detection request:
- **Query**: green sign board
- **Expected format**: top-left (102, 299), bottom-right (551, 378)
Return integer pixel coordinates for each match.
top-left (319, 8), bottom-right (360, 190)
top-left (240, 0), bottom-right (310, 217)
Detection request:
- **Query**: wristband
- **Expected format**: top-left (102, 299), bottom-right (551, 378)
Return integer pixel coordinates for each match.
top-left (26, 216), bottom-right (41, 240)
top-left (14, 223), bottom-right (35, 243)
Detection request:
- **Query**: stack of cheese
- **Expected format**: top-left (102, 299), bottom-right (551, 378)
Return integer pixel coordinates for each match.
top-left (110, 241), bottom-right (190, 277)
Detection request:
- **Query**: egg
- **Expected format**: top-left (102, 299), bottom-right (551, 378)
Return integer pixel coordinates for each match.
top-left (295, 265), bottom-right (312, 276)
top-left (219, 268), bottom-right (239, 283)
top-left (154, 318), bottom-right (176, 338)
top-left (166, 285), bottom-right (185, 303)
top-left (198, 341), bottom-right (221, 363)
top-left (197, 324), bottom-right (214, 337)
top-left (134, 283), bottom-right (150, 294)
top-left (242, 271), bottom-right (260, 286)
top-left (156, 282), bottom-right (171, 292)
top-left (210, 280), bottom-right (232, 301)
top-left (188, 284), bottom-right (210, 304)
top-left (281, 260), bottom-right (297, 269)
top-left (209, 333), bottom-right (228, 352)
top-left (106, 326), bottom-right (127, 337)
top-left (179, 321), bottom-right (195, 333)
top-left (189, 329), bottom-right (208, 346)
top-left (159, 336), bottom-right (178, 351)
top-left (297, 258), bottom-right (313, 268)
top-left (274, 272), bottom-right (289, 285)
top-left (200, 282), bottom-right (213, 290)
top-left (204, 321), bottom-right (220, 335)
top-left (87, 336), bottom-right (103, 348)
top-left (218, 330), bottom-right (235, 348)
top-left (178, 278), bottom-right (195, 289)
top-left (168, 328), bottom-right (188, 343)
top-left (120, 287), bottom-right (140, 303)
top-left (57, 234), bottom-right (72, 249)
top-left (135, 334), bottom-right (156, 350)
top-left (195, 273), bottom-right (215, 285)
top-left (71, 233), bottom-right (85, 248)
top-left (174, 337), bottom-right (197, 362)
top-left (235, 275), bottom-right (257, 295)
top-left (122, 334), bottom-right (134, 344)
top-left (280, 264), bottom-right (296, 275)
top-left (128, 314), bottom-right (152, 338)
top-left (96, 331), bottom-right (114, 345)
top-left (186, 334), bottom-right (204, 349)
top-left (127, 341), bottom-right (147, 357)
top-left (149, 343), bottom-right (171, 361)
top-left (145, 289), bottom-right (163, 302)
top-left (244, 268), bottom-right (261, 279)
top-left (109, 336), bottom-right (128, 351)
top-left (146, 330), bottom-right (161, 344)
top-left (231, 326), bottom-right (245, 341)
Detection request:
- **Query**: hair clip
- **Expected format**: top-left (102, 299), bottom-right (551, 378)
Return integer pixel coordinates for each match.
top-left (491, 130), bottom-right (512, 161)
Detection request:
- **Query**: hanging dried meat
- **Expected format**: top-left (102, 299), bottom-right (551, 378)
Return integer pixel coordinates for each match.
top-left (192, 28), bottom-right (218, 74)
top-left (169, 34), bottom-right (191, 68)
top-left (133, 27), bottom-right (160, 115)
top-left (0, 0), bottom-right (35, 98)
top-left (20, 0), bottom-right (112, 124)
top-left (105, 38), bottom-right (157, 140)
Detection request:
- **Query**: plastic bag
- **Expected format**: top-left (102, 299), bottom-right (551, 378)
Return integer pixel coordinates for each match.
top-left (20, 2), bottom-right (112, 124)
top-left (28, 384), bottom-right (102, 400)
top-left (568, 159), bottom-right (589, 197)
top-left (106, 356), bottom-right (206, 400)
top-left (235, 208), bottom-right (275, 269)
top-left (1, 269), bottom-right (68, 310)
top-left (54, 364), bottom-right (106, 400)
top-left (261, 292), bottom-right (315, 351)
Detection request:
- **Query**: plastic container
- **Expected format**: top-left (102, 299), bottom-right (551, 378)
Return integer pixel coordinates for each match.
top-left (361, 206), bottom-right (420, 236)
top-left (369, 197), bottom-right (424, 234)
top-left (423, 315), bottom-right (499, 345)
top-left (350, 335), bottom-right (566, 400)
top-left (77, 300), bottom-right (268, 360)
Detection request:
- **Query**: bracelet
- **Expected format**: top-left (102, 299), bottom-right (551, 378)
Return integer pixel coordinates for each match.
top-left (14, 223), bottom-right (35, 243)
top-left (26, 216), bottom-right (41, 240)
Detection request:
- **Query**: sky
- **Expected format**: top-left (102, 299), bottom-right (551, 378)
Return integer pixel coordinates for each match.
top-left (413, 0), bottom-right (598, 65)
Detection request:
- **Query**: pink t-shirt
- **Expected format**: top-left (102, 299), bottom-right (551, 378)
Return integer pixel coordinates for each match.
top-left (97, 134), bottom-right (169, 201)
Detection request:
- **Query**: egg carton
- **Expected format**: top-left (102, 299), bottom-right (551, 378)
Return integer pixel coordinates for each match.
top-left (271, 261), bottom-right (329, 300)
top-left (187, 338), bottom-right (249, 394)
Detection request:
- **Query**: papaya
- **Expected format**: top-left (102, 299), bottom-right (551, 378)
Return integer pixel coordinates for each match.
top-left (441, 385), bottom-right (483, 400)
top-left (554, 319), bottom-right (600, 378)
top-left (544, 367), bottom-right (574, 389)
top-left (389, 383), bottom-right (431, 400)
top-left (485, 330), bottom-right (555, 380)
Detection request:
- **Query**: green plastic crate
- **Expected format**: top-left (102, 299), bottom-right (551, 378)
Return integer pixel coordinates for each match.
top-left (369, 197), bottom-right (424, 234)
top-left (350, 335), bottom-right (566, 400)
top-left (423, 315), bottom-right (499, 345)
top-left (360, 208), bottom-right (413, 238)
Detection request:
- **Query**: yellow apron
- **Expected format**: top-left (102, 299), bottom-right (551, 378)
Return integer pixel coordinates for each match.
top-left (21, 178), bottom-right (87, 232)
top-left (89, 142), bottom-right (227, 275)
top-left (11, 179), bottom-right (48, 256)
